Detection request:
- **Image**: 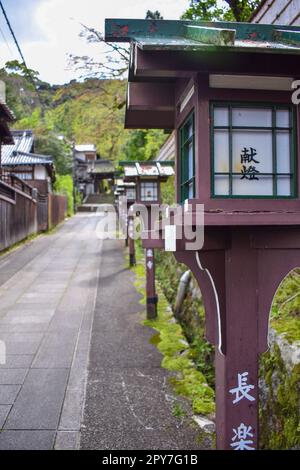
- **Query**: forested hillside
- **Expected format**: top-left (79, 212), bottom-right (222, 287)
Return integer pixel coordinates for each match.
top-left (0, 63), bottom-right (167, 175)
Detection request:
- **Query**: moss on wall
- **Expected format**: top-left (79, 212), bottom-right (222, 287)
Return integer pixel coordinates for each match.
top-left (259, 268), bottom-right (300, 449)
top-left (259, 342), bottom-right (300, 449)
top-left (131, 246), bottom-right (215, 424)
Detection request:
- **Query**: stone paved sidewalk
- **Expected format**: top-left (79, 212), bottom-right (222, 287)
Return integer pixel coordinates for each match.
top-left (0, 214), bottom-right (102, 449)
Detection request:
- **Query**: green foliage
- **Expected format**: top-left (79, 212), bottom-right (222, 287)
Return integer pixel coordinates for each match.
top-left (172, 402), bottom-right (187, 418)
top-left (260, 345), bottom-right (300, 449)
top-left (145, 10), bottom-right (163, 20)
top-left (121, 129), bottom-right (168, 162)
top-left (161, 175), bottom-right (175, 206)
top-left (181, 0), bottom-right (260, 22)
top-left (5, 60), bottom-right (40, 83)
top-left (132, 246), bottom-right (215, 420)
top-left (54, 174), bottom-right (74, 216)
top-left (271, 268), bottom-right (300, 343)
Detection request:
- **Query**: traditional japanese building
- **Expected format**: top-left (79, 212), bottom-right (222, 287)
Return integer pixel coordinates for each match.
top-left (1, 129), bottom-right (54, 192)
top-left (74, 144), bottom-right (115, 197)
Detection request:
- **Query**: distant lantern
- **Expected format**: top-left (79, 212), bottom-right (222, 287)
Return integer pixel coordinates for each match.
top-left (120, 160), bottom-right (174, 318)
top-left (120, 161), bottom-right (174, 206)
top-left (106, 18), bottom-right (300, 450)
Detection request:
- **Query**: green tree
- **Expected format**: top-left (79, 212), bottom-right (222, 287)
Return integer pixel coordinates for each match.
top-left (121, 129), bottom-right (168, 162)
top-left (54, 174), bottom-right (74, 216)
top-left (145, 10), bottom-right (163, 20)
top-left (181, 0), bottom-right (260, 22)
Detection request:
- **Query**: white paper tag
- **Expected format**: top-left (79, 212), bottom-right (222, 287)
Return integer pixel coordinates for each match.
top-left (165, 225), bottom-right (176, 252)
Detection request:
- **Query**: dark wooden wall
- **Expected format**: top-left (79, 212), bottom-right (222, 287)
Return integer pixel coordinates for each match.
top-left (0, 179), bottom-right (37, 252)
top-left (48, 194), bottom-right (67, 229)
top-left (0, 176), bottom-right (68, 253)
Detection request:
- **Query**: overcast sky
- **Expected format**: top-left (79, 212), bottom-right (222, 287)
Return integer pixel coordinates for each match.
top-left (0, 0), bottom-right (190, 84)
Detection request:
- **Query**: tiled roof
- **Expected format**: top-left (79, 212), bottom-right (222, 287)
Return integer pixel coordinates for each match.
top-left (2, 151), bottom-right (53, 166)
top-left (1, 130), bottom-right (53, 166)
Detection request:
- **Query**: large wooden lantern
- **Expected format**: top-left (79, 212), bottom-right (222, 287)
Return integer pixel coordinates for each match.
top-left (120, 161), bottom-right (174, 318)
top-left (106, 19), bottom-right (300, 450)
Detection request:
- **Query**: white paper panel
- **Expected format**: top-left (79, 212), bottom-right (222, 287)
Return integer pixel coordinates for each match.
top-left (214, 175), bottom-right (229, 196)
top-left (276, 131), bottom-right (291, 173)
top-left (165, 225), bottom-right (176, 252)
top-left (232, 108), bottom-right (272, 127)
top-left (232, 130), bottom-right (273, 174)
top-left (276, 109), bottom-right (290, 128)
top-left (214, 130), bottom-right (229, 172)
top-left (277, 176), bottom-right (291, 196)
top-left (232, 175), bottom-right (273, 196)
top-left (214, 107), bottom-right (229, 126)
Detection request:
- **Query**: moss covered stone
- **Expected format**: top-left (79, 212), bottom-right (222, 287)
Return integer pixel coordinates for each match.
top-left (131, 246), bottom-right (216, 432)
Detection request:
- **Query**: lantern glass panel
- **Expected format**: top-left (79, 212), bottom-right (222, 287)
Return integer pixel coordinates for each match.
top-left (214, 130), bottom-right (229, 172)
top-left (232, 108), bottom-right (272, 127)
top-left (179, 112), bottom-right (195, 202)
top-left (126, 187), bottom-right (136, 200)
top-left (276, 131), bottom-right (291, 173)
top-left (232, 175), bottom-right (273, 196)
top-left (277, 176), bottom-right (291, 196)
top-left (212, 104), bottom-right (295, 198)
top-left (276, 109), bottom-right (290, 128)
top-left (214, 175), bottom-right (229, 196)
top-left (140, 181), bottom-right (158, 201)
top-left (214, 107), bottom-right (229, 126)
top-left (232, 130), bottom-right (273, 174)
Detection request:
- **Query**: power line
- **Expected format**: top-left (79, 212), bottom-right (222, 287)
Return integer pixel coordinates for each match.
top-left (0, 0), bottom-right (27, 66)
top-left (0, 0), bottom-right (43, 109)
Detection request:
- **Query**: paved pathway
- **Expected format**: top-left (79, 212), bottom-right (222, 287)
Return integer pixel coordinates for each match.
top-left (80, 237), bottom-right (204, 450)
top-left (0, 214), bottom-right (102, 449)
top-left (0, 214), bottom-right (204, 450)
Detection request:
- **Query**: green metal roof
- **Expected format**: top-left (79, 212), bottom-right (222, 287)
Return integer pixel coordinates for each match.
top-left (105, 19), bottom-right (300, 54)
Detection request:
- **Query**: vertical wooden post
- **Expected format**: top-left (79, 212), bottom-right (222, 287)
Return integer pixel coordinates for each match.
top-left (146, 248), bottom-right (157, 319)
top-left (215, 230), bottom-right (259, 450)
top-left (128, 215), bottom-right (136, 266)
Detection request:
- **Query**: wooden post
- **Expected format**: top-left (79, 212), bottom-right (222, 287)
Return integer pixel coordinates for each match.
top-left (215, 231), bottom-right (258, 450)
top-left (128, 215), bottom-right (136, 266)
top-left (146, 248), bottom-right (157, 319)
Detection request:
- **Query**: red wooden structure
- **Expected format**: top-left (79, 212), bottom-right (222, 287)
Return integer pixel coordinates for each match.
top-left (106, 19), bottom-right (300, 449)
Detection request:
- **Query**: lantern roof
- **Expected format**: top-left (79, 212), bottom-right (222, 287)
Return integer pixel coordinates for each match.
top-left (105, 19), bottom-right (300, 54)
top-left (119, 161), bottom-right (174, 178)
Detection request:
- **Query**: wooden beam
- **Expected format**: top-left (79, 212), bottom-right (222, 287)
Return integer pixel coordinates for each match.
top-left (184, 25), bottom-right (236, 46)
top-left (127, 82), bottom-right (174, 111)
top-left (125, 109), bottom-right (174, 129)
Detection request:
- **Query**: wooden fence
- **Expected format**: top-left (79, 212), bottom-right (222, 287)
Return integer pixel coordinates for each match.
top-left (0, 175), bottom-right (68, 253)
top-left (0, 176), bottom-right (37, 252)
top-left (48, 194), bottom-right (67, 229)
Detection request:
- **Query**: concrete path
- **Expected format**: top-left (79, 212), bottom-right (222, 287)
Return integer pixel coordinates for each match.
top-left (80, 238), bottom-right (204, 450)
top-left (0, 214), bottom-right (203, 450)
top-left (0, 214), bottom-right (102, 450)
